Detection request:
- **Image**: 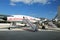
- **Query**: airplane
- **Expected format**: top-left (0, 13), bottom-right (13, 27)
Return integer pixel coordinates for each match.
top-left (7, 15), bottom-right (40, 26)
top-left (7, 15), bottom-right (40, 31)
top-left (7, 15), bottom-right (40, 23)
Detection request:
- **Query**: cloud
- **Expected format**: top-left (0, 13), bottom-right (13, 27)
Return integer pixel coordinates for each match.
top-left (33, 0), bottom-right (49, 4)
top-left (10, 2), bottom-right (16, 6)
top-left (10, 0), bottom-right (56, 6)
top-left (10, 0), bottom-right (33, 4)
top-left (10, 0), bottom-right (49, 5)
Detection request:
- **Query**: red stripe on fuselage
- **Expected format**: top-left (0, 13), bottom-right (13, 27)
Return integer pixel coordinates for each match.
top-left (7, 17), bottom-right (35, 21)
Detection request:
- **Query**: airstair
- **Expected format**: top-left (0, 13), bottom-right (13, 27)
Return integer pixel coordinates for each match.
top-left (23, 17), bottom-right (38, 31)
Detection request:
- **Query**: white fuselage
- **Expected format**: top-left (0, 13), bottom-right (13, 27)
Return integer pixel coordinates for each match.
top-left (7, 15), bottom-right (40, 23)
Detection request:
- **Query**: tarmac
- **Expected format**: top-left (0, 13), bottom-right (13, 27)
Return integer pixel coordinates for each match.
top-left (0, 23), bottom-right (60, 40)
top-left (0, 23), bottom-right (60, 32)
top-left (0, 28), bottom-right (60, 40)
top-left (0, 29), bottom-right (60, 40)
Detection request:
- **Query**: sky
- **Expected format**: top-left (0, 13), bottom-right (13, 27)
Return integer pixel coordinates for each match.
top-left (0, 0), bottom-right (60, 19)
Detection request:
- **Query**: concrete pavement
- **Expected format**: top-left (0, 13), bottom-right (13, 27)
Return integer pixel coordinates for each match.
top-left (0, 30), bottom-right (60, 40)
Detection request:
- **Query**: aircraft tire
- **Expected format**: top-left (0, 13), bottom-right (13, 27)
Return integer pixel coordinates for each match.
top-left (8, 27), bottom-right (10, 30)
